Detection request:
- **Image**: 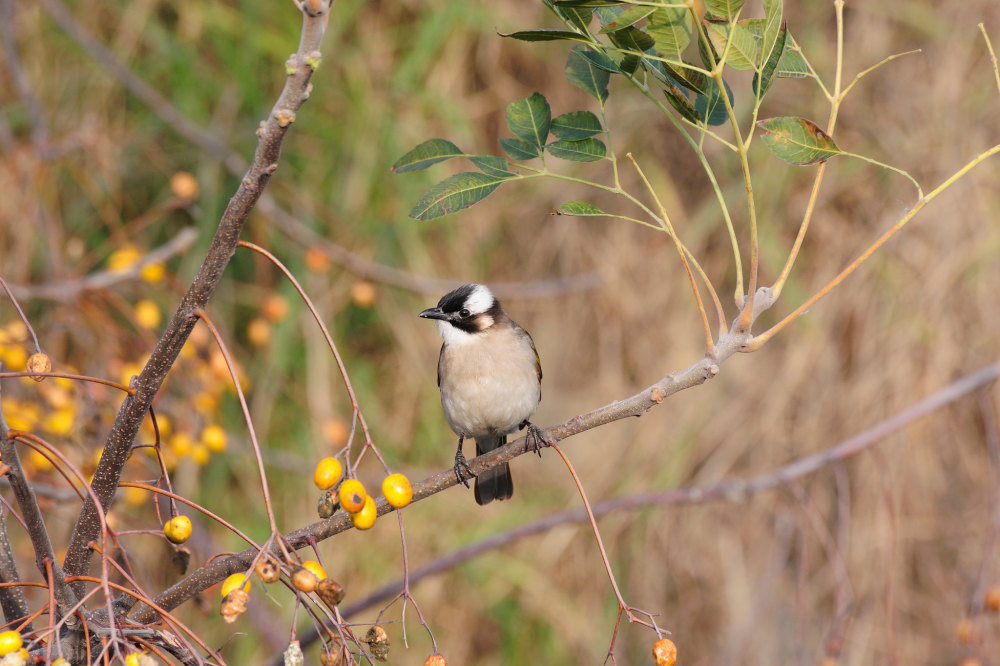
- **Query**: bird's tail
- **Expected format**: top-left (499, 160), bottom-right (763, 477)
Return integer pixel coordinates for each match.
top-left (474, 434), bottom-right (513, 505)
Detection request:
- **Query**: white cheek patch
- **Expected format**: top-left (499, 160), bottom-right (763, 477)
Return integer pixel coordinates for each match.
top-left (464, 284), bottom-right (495, 315)
top-left (438, 320), bottom-right (477, 346)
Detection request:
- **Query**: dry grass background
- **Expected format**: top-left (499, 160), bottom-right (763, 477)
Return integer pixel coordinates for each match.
top-left (1, 0), bottom-right (1000, 664)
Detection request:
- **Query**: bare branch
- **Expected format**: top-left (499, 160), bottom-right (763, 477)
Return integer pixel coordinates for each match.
top-left (61, 1), bottom-right (333, 598)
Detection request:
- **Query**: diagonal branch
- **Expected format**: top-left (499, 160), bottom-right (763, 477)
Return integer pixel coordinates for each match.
top-left (60, 1), bottom-right (333, 596)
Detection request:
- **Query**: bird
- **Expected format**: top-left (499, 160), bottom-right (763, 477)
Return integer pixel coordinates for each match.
top-left (419, 283), bottom-right (543, 504)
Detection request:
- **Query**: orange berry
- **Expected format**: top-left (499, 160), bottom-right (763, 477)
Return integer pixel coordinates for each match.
top-left (651, 638), bottom-right (677, 666)
top-left (984, 585), bottom-right (1000, 612)
top-left (255, 554), bottom-right (281, 584)
top-left (262, 293), bottom-right (289, 322)
top-left (291, 566), bottom-right (318, 593)
top-left (424, 654), bottom-right (447, 666)
top-left (322, 418), bottom-right (350, 446)
top-left (304, 246), bottom-right (332, 273)
top-left (163, 515), bottom-right (193, 544)
top-left (382, 473), bottom-right (412, 508)
top-left (170, 171), bottom-right (199, 200)
top-left (350, 280), bottom-right (377, 308)
top-left (314, 457), bottom-right (343, 490)
top-left (351, 495), bottom-right (377, 530)
top-left (365, 625), bottom-right (389, 662)
top-left (339, 479), bottom-right (366, 513)
top-left (26, 352), bottom-right (52, 381)
top-left (956, 618), bottom-right (980, 645)
top-left (246, 317), bottom-right (271, 347)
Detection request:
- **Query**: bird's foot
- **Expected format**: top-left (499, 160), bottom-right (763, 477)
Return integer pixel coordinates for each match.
top-left (453, 449), bottom-right (475, 488)
top-left (520, 420), bottom-right (548, 457)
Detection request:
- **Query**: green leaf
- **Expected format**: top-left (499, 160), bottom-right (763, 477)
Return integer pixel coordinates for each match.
top-left (753, 20), bottom-right (786, 97)
top-left (619, 53), bottom-right (640, 75)
top-left (776, 34), bottom-right (809, 78)
top-left (391, 139), bottom-right (463, 173)
top-left (469, 155), bottom-right (515, 177)
top-left (758, 0), bottom-right (783, 72)
top-left (546, 137), bottom-right (607, 162)
top-left (556, 6), bottom-right (593, 32)
top-left (698, 24), bottom-right (722, 69)
top-left (558, 201), bottom-right (608, 215)
top-left (566, 46), bottom-right (611, 101)
top-left (506, 93), bottom-right (551, 148)
top-left (694, 78), bottom-right (733, 126)
top-left (410, 172), bottom-right (509, 221)
top-left (704, 0), bottom-right (746, 19)
top-left (663, 85), bottom-right (700, 123)
top-left (598, 5), bottom-right (655, 33)
top-left (499, 29), bottom-right (593, 43)
top-left (499, 137), bottom-right (541, 161)
top-left (578, 47), bottom-right (619, 72)
top-left (757, 116), bottom-right (841, 166)
top-left (608, 26), bottom-right (655, 53)
top-left (647, 8), bottom-right (692, 61)
top-left (551, 111), bottom-right (603, 140)
top-left (554, 0), bottom-right (624, 6)
top-left (706, 21), bottom-right (760, 70)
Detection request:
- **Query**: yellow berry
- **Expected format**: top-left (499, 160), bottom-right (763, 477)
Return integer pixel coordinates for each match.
top-left (339, 479), bottom-right (367, 514)
top-left (26, 352), bottom-right (52, 381)
top-left (314, 457), bottom-right (343, 490)
top-left (651, 638), bottom-right (677, 666)
top-left (351, 495), bottom-right (377, 530)
top-left (125, 653), bottom-right (140, 666)
top-left (220, 572), bottom-right (250, 598)
top-left (170, 171), bottom-right (199, 200)
top-left (262, 293), bottom-right (289, 322)
top-left (0, 631), bottom-right (21, 656)
top-left (168, 432), bottom-right (194, 457)
top-left (350, 280), bottom-right (377, 308)
top-left (134, 300), bottom-right (162, 330)
top-left (52, 659), bottom-right (70, 666)
top-left (301, 559), bottom-right (327, 581)
top-left (140, 262), bottom-right (165, 283)
top-left (163, 515), bottom-right (193, 544)
top-left (382, 473), bottom-right (412, 509)
top-left (107, 245), bottom-right (142, 274)
top-left (201, 424), bottom-right (228, 453)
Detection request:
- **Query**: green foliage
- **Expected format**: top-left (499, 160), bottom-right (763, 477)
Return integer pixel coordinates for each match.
top-left (758, 117), bottom-right (842, 165)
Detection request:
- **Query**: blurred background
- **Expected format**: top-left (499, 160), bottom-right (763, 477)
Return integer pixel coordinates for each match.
top-left (1, 0), bottom-right (999, 663)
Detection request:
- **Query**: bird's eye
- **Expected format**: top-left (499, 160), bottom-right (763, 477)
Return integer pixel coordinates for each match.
top-left (459, 308), bottom-right (471, 318)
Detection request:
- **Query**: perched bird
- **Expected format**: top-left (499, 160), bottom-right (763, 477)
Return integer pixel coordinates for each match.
top-left (419, 284), bottom-right (543, 504)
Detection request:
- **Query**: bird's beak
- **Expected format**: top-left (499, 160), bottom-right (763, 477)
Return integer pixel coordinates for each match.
top-left (418, 307), bottom-right (448, 321)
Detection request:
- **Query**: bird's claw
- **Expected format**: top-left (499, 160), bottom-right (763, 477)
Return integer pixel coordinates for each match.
top-left (521, 421), bottom-right (548, 457)
top-left (453, 449), bottom-right (475, 488)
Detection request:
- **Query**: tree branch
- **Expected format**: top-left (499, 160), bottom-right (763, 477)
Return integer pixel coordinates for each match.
top-left (60, 1), bottom-right (333, 597)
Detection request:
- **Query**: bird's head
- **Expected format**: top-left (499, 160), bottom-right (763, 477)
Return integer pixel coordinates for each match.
top-left (419, 283), bottom-right (501, 342)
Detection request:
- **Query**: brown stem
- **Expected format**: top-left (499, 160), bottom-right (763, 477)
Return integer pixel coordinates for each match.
top-left (59, 1), bottom-right (332, 597)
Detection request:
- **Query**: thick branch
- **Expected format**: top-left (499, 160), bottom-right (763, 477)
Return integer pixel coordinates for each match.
top-left (61, 3), bottom-right (331, 596)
